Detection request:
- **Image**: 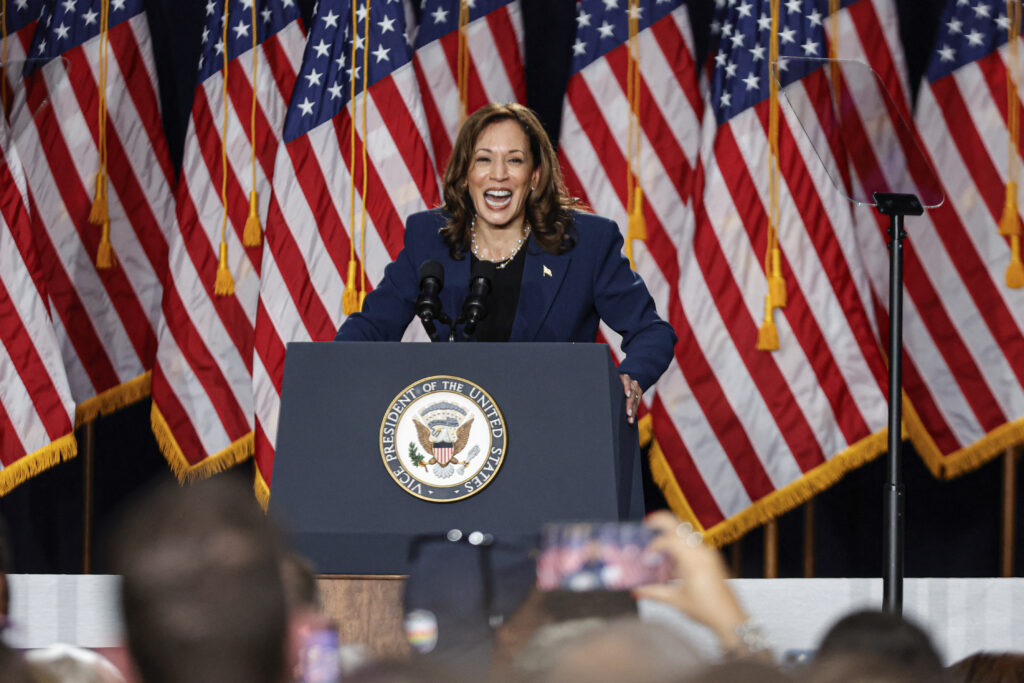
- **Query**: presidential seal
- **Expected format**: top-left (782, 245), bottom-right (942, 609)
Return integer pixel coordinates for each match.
top-left (379, 376), bottom-right (507, 502)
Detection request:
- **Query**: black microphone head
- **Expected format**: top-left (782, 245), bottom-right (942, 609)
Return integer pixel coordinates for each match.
top-left (470, 259), bottom-right (496, 292)
top-left (419, 260), bottom-right (445, 289)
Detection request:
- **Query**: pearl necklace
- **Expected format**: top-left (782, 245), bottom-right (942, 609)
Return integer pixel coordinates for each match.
top-left (470, 221), bottom-right (530, 270)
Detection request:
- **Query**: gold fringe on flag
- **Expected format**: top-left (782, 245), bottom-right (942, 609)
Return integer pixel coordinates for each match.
top-left (648, 408), bottom-right (890, 548)
top-left (0, 433), bottom-right (78, 496)
top-left (254, 466), bottom-right (271, 510)
top-left (624, 0), bottom-right (645, 269)
top-left (74, 371), bottom-right (152, 426)
top-left (242, 0), bottom-right (263, 247)
top-left (151, 403), bottom-right (253, 483)
top-left (214, 0), bottom-right (235, 296)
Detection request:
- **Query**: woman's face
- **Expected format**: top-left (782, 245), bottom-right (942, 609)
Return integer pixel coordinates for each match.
top-left (465, 119), bottom-right (541, 232)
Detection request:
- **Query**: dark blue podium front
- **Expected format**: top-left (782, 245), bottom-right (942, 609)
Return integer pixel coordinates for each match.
top-left (268, 342), bottom-right (642, 574)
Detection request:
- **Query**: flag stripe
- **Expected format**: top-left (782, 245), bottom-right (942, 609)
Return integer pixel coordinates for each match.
top-left (29, 61), bottom-right (158, 368)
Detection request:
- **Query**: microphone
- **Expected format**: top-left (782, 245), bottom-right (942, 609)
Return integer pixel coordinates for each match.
top-left (460, 260), bottom-right (495, 341)
top-left (415, 260), bottom-right (448, 341)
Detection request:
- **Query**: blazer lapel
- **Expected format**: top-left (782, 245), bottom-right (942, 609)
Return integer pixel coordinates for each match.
top-left (510, 239), bottom-right (570, 341)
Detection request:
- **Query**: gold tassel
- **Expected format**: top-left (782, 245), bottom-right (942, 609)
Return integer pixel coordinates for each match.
top-left (214, 241), bottom-right (234, 295)
top-left (358, 289), bottom-right (366, 310)
top-left (242, 190), bottom-right (262, 246)
top-left (1008, 235), bottom-right (1024, 288)
top-left (769, 246), bottom-right (787, 308)
top-left (96, 219), bottom-right (115, 269)
top-left (1000, 181), bottom-right (1021, 236)
top-left (342, 260), bottom-right (359, 314)
top-left (627, 185), bottom-right (647, 242)
top-left (626, 186), bottom-right (647, 268)
top-left (88, 170), bottom-right (107, 225)
top-left (757, 294), bottom-right (779, 351)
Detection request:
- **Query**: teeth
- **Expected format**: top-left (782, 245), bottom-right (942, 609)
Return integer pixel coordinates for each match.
top-left (484, 190), bottom-right (513, 209)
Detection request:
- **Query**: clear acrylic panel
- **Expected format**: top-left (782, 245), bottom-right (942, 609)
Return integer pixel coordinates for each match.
top-left (772, 57), bottom-right (943, 209)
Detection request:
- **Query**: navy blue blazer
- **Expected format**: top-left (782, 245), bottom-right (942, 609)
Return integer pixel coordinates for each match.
top-left (334, 209), bottom-right (677, 390)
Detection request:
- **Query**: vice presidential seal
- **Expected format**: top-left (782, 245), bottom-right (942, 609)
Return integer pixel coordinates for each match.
top-left (379, 376), bottom-right (507, 502)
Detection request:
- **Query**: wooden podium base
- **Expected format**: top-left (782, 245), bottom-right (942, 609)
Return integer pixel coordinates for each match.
top-left (317, 575), bottom-right (409, 658)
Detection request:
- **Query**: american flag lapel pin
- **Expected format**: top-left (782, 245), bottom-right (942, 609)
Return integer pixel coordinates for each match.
top-left (543, 265), bottom-right (552, 277)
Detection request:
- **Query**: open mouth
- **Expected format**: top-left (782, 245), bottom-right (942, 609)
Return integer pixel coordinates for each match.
top-left (483, 189), bottom-right (513, 210)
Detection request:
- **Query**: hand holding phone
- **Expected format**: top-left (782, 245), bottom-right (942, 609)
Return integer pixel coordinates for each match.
top-left (536, 522), bottom-right (671, 591)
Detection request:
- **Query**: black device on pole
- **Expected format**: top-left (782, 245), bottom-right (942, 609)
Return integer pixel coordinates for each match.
top-left (459, 260), bottom-right (496, 341)
top-left (415, 260), bottom-right (451, 342)
top-left (873, 192), bottom-right (923, 615)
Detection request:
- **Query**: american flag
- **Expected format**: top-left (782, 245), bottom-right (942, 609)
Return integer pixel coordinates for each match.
top-left (15, 0), bottom-right (175, 425)
top-left (0, 119), bottom-right (77, 494)
top-left (662, 0), bottom-right (894, 544)
top-left (150, 0), bottom-right (304, 479)
top-left (891, 0), bottom-right (1024, 477)
top-left (0, 0), bottom-right (45, 116)
top-left (413, 0), bottom-right (526, 170)
top-left (557, 0), bottom-right (702, 534)
top-left (253, 0), bottom-right (439, 502)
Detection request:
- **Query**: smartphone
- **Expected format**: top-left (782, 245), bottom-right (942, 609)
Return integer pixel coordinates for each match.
top-left (295, 623), bottom-right (341, 683)
top-left (535, 521), bottom-right (670, 591)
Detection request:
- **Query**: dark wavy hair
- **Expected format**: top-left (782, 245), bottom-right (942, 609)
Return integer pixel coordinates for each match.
top-left (440, 103), bottom-right (581, 259)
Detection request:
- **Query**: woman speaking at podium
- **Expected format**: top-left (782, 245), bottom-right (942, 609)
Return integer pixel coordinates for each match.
top-left (335, 103), bottom-right (676, 424)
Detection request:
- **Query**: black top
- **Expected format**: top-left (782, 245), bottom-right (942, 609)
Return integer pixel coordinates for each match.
top-left (469, 246), bottom-right (527, 342)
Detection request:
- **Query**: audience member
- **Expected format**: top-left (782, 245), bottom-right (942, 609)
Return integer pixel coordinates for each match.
top-left (513, 616), bottom-right (702, 683)
top-left (683, 658), bottom-right (792, 682)
top-left (24, 644), bottom-right (124, 683)
top-left (808, 610), bottom-right (946, 682)
top-left (109, 477), bottom-right (288, 683)
top-left (0, 640), bottom-right (34, 683)
top-left (804, 653), bottom-right (949, 683)
top-left (949, 652), bottom-right (1024, 683)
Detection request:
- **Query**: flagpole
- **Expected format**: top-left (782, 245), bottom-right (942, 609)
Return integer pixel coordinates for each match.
top-left (1002, 447), bottom-right (1018, 577)
top-left (82, 419), bottom-right (95, 574)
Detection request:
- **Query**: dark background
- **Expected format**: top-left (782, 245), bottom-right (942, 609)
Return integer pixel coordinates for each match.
top-left (4, 0), bottom-right (1019, 579)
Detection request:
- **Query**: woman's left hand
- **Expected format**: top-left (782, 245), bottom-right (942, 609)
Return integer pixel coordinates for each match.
top-left (620, 374), bottom-right (643, 425)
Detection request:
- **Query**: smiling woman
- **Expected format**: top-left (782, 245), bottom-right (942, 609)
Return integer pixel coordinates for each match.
top-left (335, 103), bottom-right (677, 424)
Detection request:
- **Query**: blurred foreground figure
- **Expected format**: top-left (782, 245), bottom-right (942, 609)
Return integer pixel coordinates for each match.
top-left (25, 644), bottom-right (124, 683)
top-left (110, 478), bottom-right (288, 683)
top-left (949, 652), bottom-right (1024, 683)
top-left (514, 617), bottom-right (702, 683)
top-left (808, 610), bottom-right (947, 683)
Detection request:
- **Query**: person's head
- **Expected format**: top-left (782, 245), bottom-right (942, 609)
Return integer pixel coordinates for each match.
top-left (948, 652), bottom-right (1024, 683)
top-left (110, 477), bottom-right (288, 683)
top-left (441, 103), bottom-right (578, 258)
top-left (515, 616), bottom-right (702, 683)
top-left (806, 653), bottom-right (951, 683)
top-left (813, 610), bottom-right (944, 677)
top-left (24, 644), bottom-right (125, 683)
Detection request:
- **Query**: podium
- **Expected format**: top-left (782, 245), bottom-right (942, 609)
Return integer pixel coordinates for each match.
top-left (269, 342), bottom-right (643, 574)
